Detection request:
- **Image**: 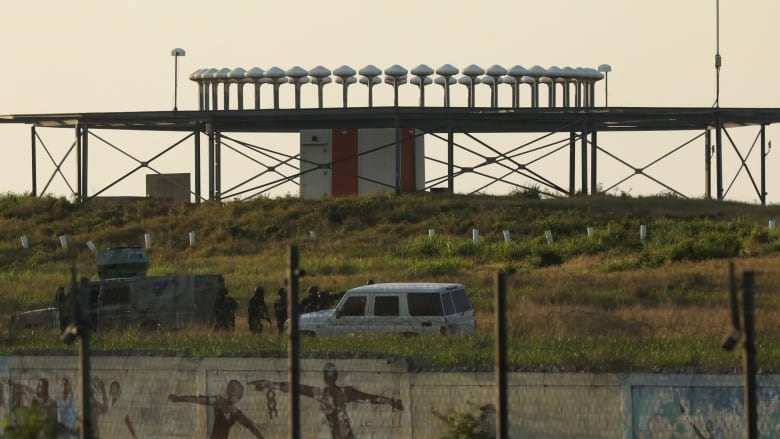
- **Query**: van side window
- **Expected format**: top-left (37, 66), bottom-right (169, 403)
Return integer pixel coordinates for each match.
top-left (441, 292), bottom-right (456, 315)
top-left (407, 293), bottom-right (443, 316)
top-left (451, 289), bottom-right (473, 312)
top-left (340, 296), bottom-right (367, 316)
top-left (374, 296), bottom-right (399, 316)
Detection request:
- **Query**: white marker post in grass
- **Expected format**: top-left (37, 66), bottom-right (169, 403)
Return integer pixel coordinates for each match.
top-left (472, 228), bottom-right (480, 242)
top-left (545, 230), bottom-right (554, 245)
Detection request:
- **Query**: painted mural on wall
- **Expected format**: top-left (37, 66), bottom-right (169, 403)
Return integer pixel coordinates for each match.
top-left (0, 368), bottom-right (193, 439)
top-left (632, 385), bottom-right (780, 439)
top-left (0, 361), bottom-right (403, 439)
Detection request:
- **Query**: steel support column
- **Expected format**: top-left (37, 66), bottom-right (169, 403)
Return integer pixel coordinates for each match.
top-left (705, 129), bottom-right (712, 199)
top-left (195, 123), bottom-right (202, 204)
top-left (569, 132), bottom-right (576, 195)
top-left (215, 130), bottom-right (222, 201)
top-left (31, 126), bottom-right (37, 197)
top-left (590, 131), bottom-right (598, 194)
top-left (447, 129), bottom-right (454, 193)
top-left (75, 125), bottom-right (82, 202)
top-left (207, 123), bottom-right (214, 200)
top-left (761, 124), bottom-right (767, 206)
top-left (81, 125), bottom-right (88, 202)
top-left (716, 114), bottom-right (723, 200)
top-left (394, 115), bottom-right (401, 195)
top-left (581, 121), bottom-right (588, 194)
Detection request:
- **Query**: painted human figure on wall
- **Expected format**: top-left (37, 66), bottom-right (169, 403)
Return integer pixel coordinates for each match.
top-left (250, 362), bottom-right (403, 439)
top-left (5, 378), bottom-right (57, 422)
top-left (57, 377), bottom-right (78, 439)
top-left (97, 381), bottom-right (138, 439)
top-left (169, 379), bottom-right (264, 439)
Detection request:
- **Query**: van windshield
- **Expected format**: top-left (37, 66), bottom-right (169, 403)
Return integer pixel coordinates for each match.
top-left (407, 293), bottom-right (443, 316)
top-left (451, 289), bottom-right (473, 313)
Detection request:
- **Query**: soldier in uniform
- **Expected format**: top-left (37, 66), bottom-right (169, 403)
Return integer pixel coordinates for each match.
top-left (214, 288), bottom-right (237, 331)
top-left (273, 287), bottom-right (287, 335)
top-left (248, 286), bottom-right (271, 334)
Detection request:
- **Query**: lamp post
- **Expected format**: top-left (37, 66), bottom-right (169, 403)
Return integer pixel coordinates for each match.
top-left (171, 48), bottom-right (186, 111)
top-left (598, 64), bottom-right (612, 107)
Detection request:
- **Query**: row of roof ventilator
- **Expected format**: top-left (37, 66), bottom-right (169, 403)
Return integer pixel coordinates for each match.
top-left (188, 64), bottom-right (609, 110)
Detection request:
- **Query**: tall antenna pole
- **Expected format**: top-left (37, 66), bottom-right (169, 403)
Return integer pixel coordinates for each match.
top-left (714, 0), bottom-right (721, 108)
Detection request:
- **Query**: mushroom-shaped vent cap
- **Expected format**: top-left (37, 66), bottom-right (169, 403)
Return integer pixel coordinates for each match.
top-left (411, 64), bottom-right (434, 76)
top-left (410, 76), bottom-right (433, 86)
top-left (359, 76), bottom-right (382, 85)
top-left (245, 67), bottom-right (265, 78)
top-left (486, 64), bottom-right (507, 76)
top-left (434, 76), bottom-right (457, 85)
top-left (189, 68), bottom-right (204, 80)
top-left (384, 64), bottom-right (408, 77)
top-left (333, 65), bottom-right (356, 77)
top-left (228, 67), bottom-right (247, 79)
top-left (436, 64), bottom-right (460, 76)
top-left (264, 66), bottom-right (286, 78)
top-left (527, 65), bottom-right (548, 77)
top-left (508, 65), bottom-right (530, 77)
top-left (308, 65), bottom-right (332, 78)
top-left (286, 66), bottom-right (308, 78)
top-left (359, 65), bottom-right (382, 77)
top-left (462, 64), bottom-right (485, 76)
top-left (335, 76), bottom-right (357, 85)
top-left (546, 66), bottom-right (564, 77)
top-left (458, 76), bottom-right (480, 85)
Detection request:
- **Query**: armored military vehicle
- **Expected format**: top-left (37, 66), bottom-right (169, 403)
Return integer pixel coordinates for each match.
top-left (13, 246), bottom-right (235, 332)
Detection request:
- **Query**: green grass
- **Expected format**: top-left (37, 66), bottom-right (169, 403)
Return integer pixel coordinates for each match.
top-left (3, 192), bottom-right (780, 371)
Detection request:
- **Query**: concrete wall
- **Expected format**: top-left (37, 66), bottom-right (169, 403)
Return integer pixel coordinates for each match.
top-left (1, 355), bottom-right (778, 438)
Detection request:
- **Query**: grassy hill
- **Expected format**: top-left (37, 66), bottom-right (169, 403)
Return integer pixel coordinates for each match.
top-left (2, 192), bottom-right (780, 372)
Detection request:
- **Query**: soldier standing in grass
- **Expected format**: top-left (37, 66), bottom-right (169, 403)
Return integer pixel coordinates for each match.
top-left (273, 287), bottom-right (287, 335)
top-left (301, 285), bottom-right (320, 314)
top-left (214, 288), bottom-right (237, 331)
top-left (248, 286), bottom-right (271, 334)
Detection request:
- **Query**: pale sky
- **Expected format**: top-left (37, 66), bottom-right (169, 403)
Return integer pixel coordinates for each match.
top-left (1, 0), bottom-right (779, 203)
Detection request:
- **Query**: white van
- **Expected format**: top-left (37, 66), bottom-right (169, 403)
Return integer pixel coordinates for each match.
top-left (296, 282), bottom-right (475, 336)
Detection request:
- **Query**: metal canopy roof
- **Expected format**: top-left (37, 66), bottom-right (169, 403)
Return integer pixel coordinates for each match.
top-left (2, 106), bottom-right (779, 134)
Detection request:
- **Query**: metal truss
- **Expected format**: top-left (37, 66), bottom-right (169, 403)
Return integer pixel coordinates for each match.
top-left (5, 107), bottom-right (778, 205)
